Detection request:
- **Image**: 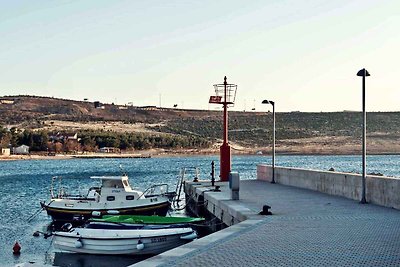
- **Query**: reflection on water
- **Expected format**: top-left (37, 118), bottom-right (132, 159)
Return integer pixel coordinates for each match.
top-left (52, 252), bottom-right (149, 267)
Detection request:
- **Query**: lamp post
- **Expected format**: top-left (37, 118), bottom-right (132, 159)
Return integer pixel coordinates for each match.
top-left (262, 99), bottom-right (276, 184)
top-left (357, 68), bottom-right (370, 204)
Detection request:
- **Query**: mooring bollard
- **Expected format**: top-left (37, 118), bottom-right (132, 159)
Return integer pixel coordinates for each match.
top-left (211, 161), bottom-right (215, 187)
top-left (229, 172), bottom-right (240, 200)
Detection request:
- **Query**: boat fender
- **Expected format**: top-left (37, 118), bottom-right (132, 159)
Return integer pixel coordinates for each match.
top-left (60, 223), bottom-right (73, 232)
top-left (13, 241), bottom-right (21, 254)
top-left (92, 211), bottom-right (101, 217)
top-left (136, 240), bottom-right (144, 250)
top-left (107, 210), bottom-right (119, 215)
top-left (74, 238), bottom-right (83, 248)
top-left (180, 231), bottom-right (197, 240)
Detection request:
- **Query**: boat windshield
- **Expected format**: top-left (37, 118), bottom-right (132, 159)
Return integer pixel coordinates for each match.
top-left (102, 179), bottom-right (124, 189)
top-left (122, 178), bottom-right (133, 192)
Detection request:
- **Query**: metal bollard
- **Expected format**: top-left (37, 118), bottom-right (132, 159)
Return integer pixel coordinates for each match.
top-left (229, 172), bottom-right (240, 200)
top-left (211, 161), bottom-right (215, 187)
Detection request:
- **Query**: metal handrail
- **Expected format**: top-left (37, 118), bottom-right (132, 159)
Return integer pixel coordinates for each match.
top-left (139, 183), bottom-right (170, 199)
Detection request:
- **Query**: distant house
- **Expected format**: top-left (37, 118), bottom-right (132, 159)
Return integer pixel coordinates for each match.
top-left (1, 148), bottom-right (11, 156)
top-left (48, 132), bottom-right (81, 153)
top-left (138, 106), bottom-right (158, 111)
top-left (99, 147), bottom-right (119, 153)
top-left (66, 133), bottom-right (79, 141)
top-left (13, 145), bottom-right (29, 155)
top-left (49, 132), bottom-right (80, 142)
top-left (0, 99), bottom-right (14, 104)
top-left (94, 101), bottom-right (105, 109)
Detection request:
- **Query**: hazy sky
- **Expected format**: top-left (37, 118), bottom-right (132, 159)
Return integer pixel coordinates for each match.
top-left (0, 0), bottom-right (399, 112)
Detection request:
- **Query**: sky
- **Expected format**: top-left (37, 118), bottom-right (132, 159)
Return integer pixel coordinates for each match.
top-left (0, 0), bottom-right (399, 112)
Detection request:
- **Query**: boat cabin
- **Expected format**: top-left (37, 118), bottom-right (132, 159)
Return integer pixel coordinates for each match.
top-left (89, 176), bottom-right (145, 203)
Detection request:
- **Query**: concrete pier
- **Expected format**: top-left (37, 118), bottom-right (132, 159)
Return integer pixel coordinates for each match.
top-left (258, 165), bottom-right (400, 209)
top-left (133, 173), bottom-right (400, 266)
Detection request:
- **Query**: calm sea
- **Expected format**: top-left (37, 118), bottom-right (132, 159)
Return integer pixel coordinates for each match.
top-left (1, 155), bottom-right (399, 266)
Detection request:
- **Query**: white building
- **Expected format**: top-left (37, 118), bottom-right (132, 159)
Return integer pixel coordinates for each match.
top-left (13, 145), bottom-right (30, 155)
top-left (1, 148), bottom-right (10, 156)
top-left (99, 147), bottom-right (118, 153)
top-left (0, 99), bottom-right (14, 104)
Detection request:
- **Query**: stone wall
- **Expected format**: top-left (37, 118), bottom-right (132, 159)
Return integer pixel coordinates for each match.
top-left (257, 165), bottom-right (400, 210)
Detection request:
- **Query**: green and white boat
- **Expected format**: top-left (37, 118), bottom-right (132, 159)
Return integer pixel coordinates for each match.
top-left (90, 215), bottom-right (205, 225)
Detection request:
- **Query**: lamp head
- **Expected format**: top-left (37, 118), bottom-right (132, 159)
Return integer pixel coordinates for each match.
top-left (357, 68), bottom-right (371, 77)
top-left (262, 100), bottom-right (274, 105)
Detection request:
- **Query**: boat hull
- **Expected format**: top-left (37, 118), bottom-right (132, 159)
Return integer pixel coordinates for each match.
top-left (92, 214), bottom-right (205, 225)
top-left (43, 201), bottom-right (170, 226)
top-left (53, 227), bottom-right (196, 255)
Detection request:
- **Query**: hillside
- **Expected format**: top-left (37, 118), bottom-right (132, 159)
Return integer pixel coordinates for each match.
top-left (0, 95), bottom-right (215, 124)
top-left (1, 95), bottom-right (400, 155)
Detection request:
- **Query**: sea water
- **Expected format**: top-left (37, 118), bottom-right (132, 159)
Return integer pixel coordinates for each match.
top-left (1, 155), bottom-right (399, 266)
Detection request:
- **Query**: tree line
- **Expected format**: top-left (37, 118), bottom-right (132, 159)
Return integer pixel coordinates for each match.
top-left (0, 126), bottom-right (211, 153)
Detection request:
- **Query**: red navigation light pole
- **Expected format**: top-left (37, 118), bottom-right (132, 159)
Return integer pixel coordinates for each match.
top-left (209, 76), bottom-right (237, 181)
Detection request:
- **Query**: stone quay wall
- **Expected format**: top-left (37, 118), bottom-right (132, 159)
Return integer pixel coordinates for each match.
top-left (257, 165), bottom-right (400, 210)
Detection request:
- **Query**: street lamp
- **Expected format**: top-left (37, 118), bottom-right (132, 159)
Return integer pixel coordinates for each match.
top-left (357, 68), bottom-right (370, 204)
top-left (262, 99), bottom-right (276, 184)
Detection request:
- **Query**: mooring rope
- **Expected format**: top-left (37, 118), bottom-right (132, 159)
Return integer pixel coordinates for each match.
top-left (27, 207), bottom-right (44, 223)
top-left (27, 200), bottom-right (54, 223)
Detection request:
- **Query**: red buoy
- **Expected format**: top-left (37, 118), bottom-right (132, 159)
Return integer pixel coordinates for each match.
top-left (13, 241), bottom-right (21, 254)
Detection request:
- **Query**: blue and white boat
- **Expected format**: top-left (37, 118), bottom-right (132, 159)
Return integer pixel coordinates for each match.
top-left (53, 222), bottom-right (197, 255)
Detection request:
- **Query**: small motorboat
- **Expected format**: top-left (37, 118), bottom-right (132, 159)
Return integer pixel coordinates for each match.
top-left (91, 214), bottom-right (205, 225)
top-left (53, 222), bottom-right (197, 255)
top-left (41, 175), bottom-right (173, 225)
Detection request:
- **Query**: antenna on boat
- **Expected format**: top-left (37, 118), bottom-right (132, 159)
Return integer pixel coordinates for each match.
top-left (119, 164), bottom-right (127, 176)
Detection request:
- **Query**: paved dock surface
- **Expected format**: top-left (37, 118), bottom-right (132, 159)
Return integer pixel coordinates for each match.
top-left (134, 180), bottom-right (400, 267)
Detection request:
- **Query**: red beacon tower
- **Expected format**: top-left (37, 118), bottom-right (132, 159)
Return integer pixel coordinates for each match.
top-left (209, 76), bottom-right (237, 182)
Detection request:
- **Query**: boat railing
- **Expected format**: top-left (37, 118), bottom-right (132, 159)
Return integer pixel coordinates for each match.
top-left (50, 176), bottom-right (68, 199)
top-left (172, 167), bottom-right (200, 210)
top-left (140, 183), bottom-right (175, 200)
top-left (50, 176), bottom-right (91, 199)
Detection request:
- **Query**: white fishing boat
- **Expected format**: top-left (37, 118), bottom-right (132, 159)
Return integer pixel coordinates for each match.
top-left (41, 175), bottom-right (173, 225)
top-left (53, 222), bottom-right (197, 255)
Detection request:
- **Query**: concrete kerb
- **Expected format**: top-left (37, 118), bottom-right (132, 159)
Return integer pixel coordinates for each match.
top-left (131, 182), bottom-right (265, 267)
top-left (131, 215), bottom-right (266, 267)
top-left (184, 182), bottom-right (245, 220)
top-left (194, 182), bottom-right (255, 224)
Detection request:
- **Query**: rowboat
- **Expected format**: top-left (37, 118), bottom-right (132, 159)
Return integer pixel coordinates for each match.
top-left (53, 222), bottom-right (197, 255)
top-left (91, 214), bottom-right (205, 225)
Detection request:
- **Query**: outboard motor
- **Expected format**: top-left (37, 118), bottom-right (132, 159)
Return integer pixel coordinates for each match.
top-left (60, 223), bottom-right (73, 232)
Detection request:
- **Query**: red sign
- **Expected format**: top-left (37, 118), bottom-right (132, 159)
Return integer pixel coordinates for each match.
top-left (209, 96), bottom-right (222, 104)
